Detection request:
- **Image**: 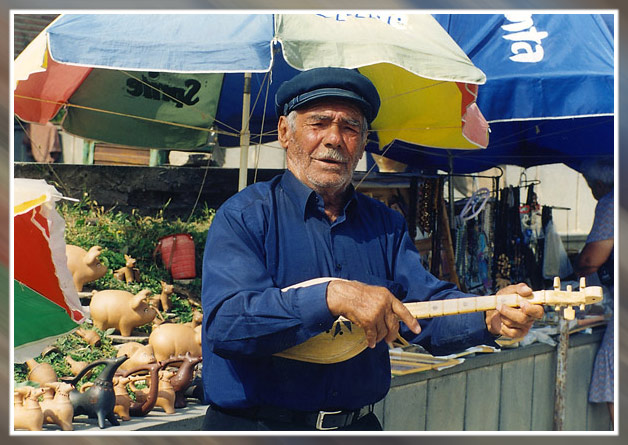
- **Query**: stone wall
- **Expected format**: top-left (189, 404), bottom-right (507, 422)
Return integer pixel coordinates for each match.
top-left (14, 163), bottom-right (284, 218)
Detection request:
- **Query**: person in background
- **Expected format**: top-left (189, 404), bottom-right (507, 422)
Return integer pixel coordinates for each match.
top-left (575, 158), bottom-right (614, 425)
top-left (200, 67), bottom-right (544, 431)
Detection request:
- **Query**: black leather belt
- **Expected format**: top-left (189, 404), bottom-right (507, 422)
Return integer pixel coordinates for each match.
top-left (213, 404), bottom-right (373, 430)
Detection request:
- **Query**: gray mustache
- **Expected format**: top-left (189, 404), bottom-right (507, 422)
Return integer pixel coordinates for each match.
top-left (315, 149), bottom-right (348, 163)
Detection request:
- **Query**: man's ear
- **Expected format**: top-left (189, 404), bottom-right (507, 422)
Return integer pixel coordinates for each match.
top-left (277, 116), bottom-right (290, 149)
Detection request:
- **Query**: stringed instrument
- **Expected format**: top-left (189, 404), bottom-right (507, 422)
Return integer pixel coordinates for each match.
top-left (274, 277), bottom-right (603, 364)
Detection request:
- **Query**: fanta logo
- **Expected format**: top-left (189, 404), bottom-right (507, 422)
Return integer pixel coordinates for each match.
top-left (126, 72), bottom-right (201, 108)
top-left (501, 14), bottom-right (548, 63)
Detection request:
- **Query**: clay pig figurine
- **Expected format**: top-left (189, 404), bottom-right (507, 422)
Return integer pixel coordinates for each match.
top-left (90, 289), bottom-right (156, 337)
top-left (66, 245), bottom-right (107, 291)
top-left (114, 254), bottom-right (140, 284)
top-left (148, 322), bottom-right (202, 362)
top-left (115, 342), bottom-right (157, 372)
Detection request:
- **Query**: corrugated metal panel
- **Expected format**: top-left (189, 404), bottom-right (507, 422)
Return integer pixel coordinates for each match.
top-left (13, 14), bottom-right (59, 58)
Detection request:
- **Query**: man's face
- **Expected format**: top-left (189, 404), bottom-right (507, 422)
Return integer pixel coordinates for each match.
top-left (278, 100), bottom-right (367, 195)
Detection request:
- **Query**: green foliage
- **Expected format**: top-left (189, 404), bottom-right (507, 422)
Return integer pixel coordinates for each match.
top-left (14, 195), bottom-right (214, 385)
top-left (60, 194), bottom-right (214, 285)
top-left (14, 324), bottom-right (118, 385)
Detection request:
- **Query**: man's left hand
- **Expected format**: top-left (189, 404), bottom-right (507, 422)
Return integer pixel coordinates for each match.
top-left (485, 283), bottom-right (545, 338)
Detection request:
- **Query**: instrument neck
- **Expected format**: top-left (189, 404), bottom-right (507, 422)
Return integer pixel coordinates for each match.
top-left (405, 291), bottom-right (545, 319)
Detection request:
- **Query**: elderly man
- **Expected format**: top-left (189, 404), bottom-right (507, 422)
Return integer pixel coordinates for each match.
top-left (200, 67), bottom-right (543, 431)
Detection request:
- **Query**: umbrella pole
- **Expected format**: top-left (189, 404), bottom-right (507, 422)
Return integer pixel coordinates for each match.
top-left (448, 151), bottom-right (455, 225)
top-left (238, 72), bottom-right (252, 191)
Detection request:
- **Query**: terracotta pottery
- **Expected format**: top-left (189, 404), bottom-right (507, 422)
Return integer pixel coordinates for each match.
top-left (116, 342), bottom-right (157, 372)
top-left (14, 387), bottom-right (45, 431)
top-left (66, 245), bottom-right (107, 291)
top-left (185, 309), bottom-right (203, 329)
top-left (154, 370), bottom-right (176, 414)
top-left (112, 376), bottom-right (132, 421)
top-left (65, 356), bottom-right (89, 376)
top-left (114, 254), bottom-right (140, 284)
top-left (161, 353), bottom-right (203, 408)
top-left (40, 382), bottom-right (75, 431)
top-left (149, 280), bottom-right (174, 312)
top-left (148, 322), bottom-right (202, 362)
top-left (116, 362), bottom-right (161, 417)
top-left (26, 359), bottom-right (57, 385)
top-left (75, 327), bottom-right (101, 346)
top-left (90, 289), bottom-right (156, 337)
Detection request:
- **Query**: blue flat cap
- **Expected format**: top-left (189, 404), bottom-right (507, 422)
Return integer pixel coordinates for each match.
top-left (275, 67), bottom-right (380, 123)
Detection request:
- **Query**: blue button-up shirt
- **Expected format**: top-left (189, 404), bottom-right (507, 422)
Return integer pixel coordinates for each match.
top-left (201, 170), bottom-right (497, 411)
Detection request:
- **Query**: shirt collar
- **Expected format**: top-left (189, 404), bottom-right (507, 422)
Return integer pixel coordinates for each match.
top-left (280, 169), bottom-right (358, 219)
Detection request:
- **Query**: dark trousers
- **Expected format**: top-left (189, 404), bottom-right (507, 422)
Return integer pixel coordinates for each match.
top-left (201, 405), bottom-right (383, 431)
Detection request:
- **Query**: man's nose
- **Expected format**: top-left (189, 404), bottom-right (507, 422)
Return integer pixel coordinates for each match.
top-left (323, 123), bottom-right (343, 147)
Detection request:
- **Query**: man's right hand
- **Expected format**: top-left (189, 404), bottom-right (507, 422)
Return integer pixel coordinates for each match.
top-left (326, 280), bottom-right (421, 349)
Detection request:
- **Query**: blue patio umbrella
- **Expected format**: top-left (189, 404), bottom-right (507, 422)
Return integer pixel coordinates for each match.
top-left (369, 13), bottom-right (614, 174)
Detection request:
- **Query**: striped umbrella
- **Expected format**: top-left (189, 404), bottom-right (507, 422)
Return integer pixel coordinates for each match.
top-left (13, 178), bottom-right (87, 362)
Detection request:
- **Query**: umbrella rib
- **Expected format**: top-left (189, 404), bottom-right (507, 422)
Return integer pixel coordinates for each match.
top-left (252, 72), bottom-right (272, 184)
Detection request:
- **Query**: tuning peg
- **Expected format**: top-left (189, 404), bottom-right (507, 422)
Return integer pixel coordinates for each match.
top-left (553, 277), bottom-right (561, 290)
top-left (580, 304), bottom-right (586, 311)
top-left (563, 306), bottom-right (575, 320)
top-left (579, 276), bottom-right (586, 290)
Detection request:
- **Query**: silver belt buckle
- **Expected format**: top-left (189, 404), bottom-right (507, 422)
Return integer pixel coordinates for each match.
top-left (316, 410), bottom-right (342, 430)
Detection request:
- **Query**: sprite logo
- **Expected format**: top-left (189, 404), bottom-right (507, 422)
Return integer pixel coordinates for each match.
top-left (126, 72), bottom-right (201, 108)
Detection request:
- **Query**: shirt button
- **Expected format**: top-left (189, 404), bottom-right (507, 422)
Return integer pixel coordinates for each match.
top-left (332, 391), bottom-right (338, 397)
top-left (335, 263), bottom-right (342, 270)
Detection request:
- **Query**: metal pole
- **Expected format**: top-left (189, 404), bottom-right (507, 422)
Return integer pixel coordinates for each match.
top-left (448, 151), bottom-right (455, 227)
top-left (238, 72), bottom-right (252, 191)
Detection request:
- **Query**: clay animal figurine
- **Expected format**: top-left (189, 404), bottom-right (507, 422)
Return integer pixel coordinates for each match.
top-left (129, 370), bottom-right (177, 415)
top-left (116, 362), bottom-right (161, 417)
top-left (154, 370), bottom-right (177, 414)
top-left (66, 355), bottom-right (129, 428)
top-left (65, 356), bottom-right (89, 376)
top-left (115, 342), bottom-right (157, 372)
top-left (14, 386), bottom-right (46, 431)
top-left (26, 358), bottom-right (57, 385)
top-left (90, 289), bottom-right (156, 337)
top-left (75, 327), bottom-right (101, 346)
top-left (161, 353), bottom-right (203, 408)
top-left (185, 309), bottom-right (203, 329)
top-left (150, 280), bottom-right (174, 312)
top-left (148, 322), bottom-right (202, 362)
top-left (113, 254), bottom-right (140, 284)
top-left (40, 382), bottom-right (75, 431)
top-left (66, 245), bottom-right (107, 291)
top-left (112, 376), bottom-right (133, 421)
